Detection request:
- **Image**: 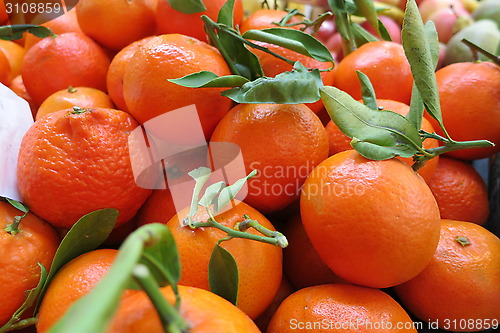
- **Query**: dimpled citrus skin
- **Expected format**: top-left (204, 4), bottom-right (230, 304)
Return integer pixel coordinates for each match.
top-left (267, 284), bottom-right (417, 333)
top-left (0, 202), bottom-right (59, 326)
top-left (17, 108), bottom-right (151, 229)
top-left (300, 150), bottom-right (441, 288)
top-left (37, 249), bottom-right (118, 333)
top-left (21, 32), bottom-right (110, 106)
top-left (210, 103), bottom-right (329, 214)
top-left (395, 220), bottom-right (500, 331)
top-left (122, 34), bottom-right (232, 140)
top-left (107, 285), bottom-right (261, 333)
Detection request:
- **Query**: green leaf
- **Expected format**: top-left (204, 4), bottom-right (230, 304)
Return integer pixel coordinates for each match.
top-left (0, 25), bottom-right (55, 41)
top-left (222, 62), bottom-right (323, 104)
top-left (351, 22), bottom-right (379, 45)
top-left (217, 0), bottom-right (235, 26)
top-left (35, 209), bottom-right (118, 313)
top-left (405, 21), bottom-right (438, 130)
top-left (321, 86), bottom-right (422, 160)
top-left (202, 15), bottom-right (264, 80)
top-left (209, 245), bottom-right (239, 305)
top-left (187, 167), bottom-right (212, 223)
top-left (168, 71), bottom-right (250, 88)
top-left (139, 226), bottom-right (181, 290)
top-left (48, 223), bottom-right (176, 333)
top-left (377, 19), bottom-right (392, 42)
top-left (424, 21), bottom-right (440, 70)
top-left (401, 0), bottom-right (444, 132)
top-left (356, 71), bottom-right (378, 110)
top-left (215, 170), bottom-right (257, 214)
top-left (407, 83), bottom-right (425, 130)
top-left (329, 0), bottom-right (358, 15)
top-left (243, 28), bottom-right (334, 64)
top-left (199, 181), bottom-right (226, 208)
top-left (5, 198), bottom-right (28, 213)
top-left (354, 0), bottom-right (379, 36)
top-left (0, 264), bottom-right (47, 333)
top-left (167, 0), bottom-right (206, 14)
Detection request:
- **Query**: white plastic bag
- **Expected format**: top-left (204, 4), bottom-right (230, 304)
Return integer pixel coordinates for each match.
top-left (0, 83), bottom-right (34, 201)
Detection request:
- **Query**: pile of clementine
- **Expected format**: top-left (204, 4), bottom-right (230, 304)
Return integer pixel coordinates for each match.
top-left (1, 0), bottom-right (499, 332)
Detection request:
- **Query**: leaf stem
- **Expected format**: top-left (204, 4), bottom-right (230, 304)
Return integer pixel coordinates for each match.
top-left (190, 213), bottom-right (288, 248)
top-left (3, 318), bottom-right (37, 332)
top-left (4, 213), bottom-right (27, 235)
top-left (132, 264), bottom-right (189, 333)
top-left (412, 135), bottom-right (494, 171)
top-left (461, 39), bottom-right (500, 66)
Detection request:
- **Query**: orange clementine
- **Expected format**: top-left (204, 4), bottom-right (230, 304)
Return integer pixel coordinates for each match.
top-left (75, 0), bottom-right (156, 51)
top-left (427, 157), bottom-right (489, 225)
top-left (0, 40), bottom-right (25, 81)
top-left (155, 0), bottom-right (244, 42)
top-left (24, 9), bottom-right (83, 50)
top-left (325, 99), bottom-right (439, 182)
top-left (0, 201), bottom-right (59, 326)
top-left (300, 150), bottom-right (441, 288)
top-left (17, 107), bottom-right (152, 229)
top-left (37, 249), bottom-right (118, 333)
top-left (333, 41), bottom-right (413, 104)
top-left (106, 36), bottom-right (155, 112)
top-left (21, 32), bottom-right (110, 106)
top-left (395, 219), bottom-right (500, 331)
top-left (136, 188), bottom-right (183, 227)
top-left (254, 277), bottom-right (295, 332)
top-left (240, 9), bottom-right (301, 34)
top-left (36, 86), bottom-right (115, 120)
top-left (426, 61), bottom-right (500, 160)
top-left (283, 214), bottom-right (346, 290)
top-left (210, 103), bottom-right (329, 214)
top-left (122, 34), bottom-right (233, 142)
top-left (107, 285), bottom-right (261, 333)
top-left (167, 200), bottom-right (282, 319)
top-left (267, 284), bottom-right (418, 332)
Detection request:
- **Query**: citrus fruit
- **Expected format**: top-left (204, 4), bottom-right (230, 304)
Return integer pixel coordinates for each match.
top-left (0, 39), bottom-right (25, 81)
top-left (17, 107), bottom-right (152, 229)
top-left (36, 86), bottom-right (115, 120)
top-left (21, 32), bottom-right (110, 106)
top-left (300, 150), bottom-right (441, 288)
top-left (107, 285), bottom-right (260, 333)
top-left (106, 36), bottom-right (154, 112)
top-left (333, 41), bottom-right (413, 104)
top-left (240, 8), bottom-right (301, 34)
top-left (427, 157), bottom-right (489, 225)
top-left (75, 0), bottom-right (156, 51)
top-left (155, 0), bottom-right (244, 42)
top-left (394, 219), bottom-right (500, 331)
top-left (267, 284), bottom-right (418, 332)
top-left (283, 214), bottom-right (346, 290)
top-left (122, 34), bottom-right (233, 142)
top-left (0, 201), bottom-right (59, 326)
top-left (37, 249), bottom-right (118, 333)
top-left (426, 61), bottom-right (500, 160)
top-left (24, 9), bottom-right (83, 50)
top-left (210, 103), bottom-right (329, 214)
top-left (167, 200), bottom-right (282, 319)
